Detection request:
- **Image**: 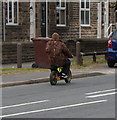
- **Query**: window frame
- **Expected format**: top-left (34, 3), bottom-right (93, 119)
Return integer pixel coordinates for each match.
top-left (116, 10), bottom-right (117, 23)
top-left (80, 0), bottom-right (90, 26)
top-left (6, 0), bottom-right (19, 26)
top-left (56, 0), bottom-right (66, 27)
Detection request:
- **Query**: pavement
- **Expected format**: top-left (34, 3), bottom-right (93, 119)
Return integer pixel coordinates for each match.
top-left (1, 62), bottom-right (116, 87)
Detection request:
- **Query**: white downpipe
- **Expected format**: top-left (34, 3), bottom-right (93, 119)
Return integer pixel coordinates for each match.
top-left (46, 0), bottom-right (48, 37)
top-left (97, 2), bottom-right (102, 38)
top-left (30, 0), bottom-right (35, 41)
top-left (104, 0), bottom-right (109, 38)
top-left (3, 2), bottom-right (5, 41)
top-left (79, 0), bottom-right (81, 38)
top-left (106, 0), bottom-right (109, 38)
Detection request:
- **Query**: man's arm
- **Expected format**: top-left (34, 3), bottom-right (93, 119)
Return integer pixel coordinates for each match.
top-left (62, 43), bottom-right (73, 58)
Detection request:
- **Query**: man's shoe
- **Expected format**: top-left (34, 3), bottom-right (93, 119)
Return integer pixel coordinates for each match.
top-left (61, 73), bottom-right (68, 78)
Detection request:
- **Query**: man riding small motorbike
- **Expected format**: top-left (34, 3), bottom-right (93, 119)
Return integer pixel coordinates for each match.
top-left (46, 33), bottom-right (73, 79)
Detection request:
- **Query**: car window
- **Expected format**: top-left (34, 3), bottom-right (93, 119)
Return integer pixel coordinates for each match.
top-left (113, 30), bottom-right (117, 40)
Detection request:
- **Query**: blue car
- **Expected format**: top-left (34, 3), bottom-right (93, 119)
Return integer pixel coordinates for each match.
top-left (107, 29), bottom-right (117, 67)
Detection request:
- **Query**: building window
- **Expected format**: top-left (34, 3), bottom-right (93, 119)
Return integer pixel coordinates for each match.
top-left (56, 0), bottom-right (66, 26)
top-left (80, 0), bottom-right (90, 26)
top-left (6, 0), bottom-right (19, 25)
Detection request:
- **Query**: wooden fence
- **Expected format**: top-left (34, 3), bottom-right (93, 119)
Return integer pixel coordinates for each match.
top-left (2, 38), bottom-right (108, 67)
top-left (75, 38), bottom-right (108, 66)
top-left (2, 42), bottom-right (35, 66)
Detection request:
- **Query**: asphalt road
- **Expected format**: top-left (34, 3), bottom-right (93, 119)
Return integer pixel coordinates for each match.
top-left (1, 73), bottom-right (116, 118)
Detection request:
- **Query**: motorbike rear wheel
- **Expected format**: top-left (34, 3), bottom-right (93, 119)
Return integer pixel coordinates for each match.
top-left (65, 70), bottom-right (72, 83)
top-left (50, 71), bottom-right (58, 85)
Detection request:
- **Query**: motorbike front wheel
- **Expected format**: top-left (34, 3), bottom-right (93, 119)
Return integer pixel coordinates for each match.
top-left (50, 71), bottom-right (58, 85)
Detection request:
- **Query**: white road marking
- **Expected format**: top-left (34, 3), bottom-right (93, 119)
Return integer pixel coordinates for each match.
top-left (86, 88), bottom-right (117, 95)
top-left (0, 100), bottom-right (49, 109)
top-left (86, 92), bottom-right (117, 98)
top-left (1, 100), bottom-right (107, 118)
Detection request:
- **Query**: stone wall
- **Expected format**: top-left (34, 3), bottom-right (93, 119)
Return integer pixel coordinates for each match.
top-left (81, 3), bottom-right (98, 38)
top-left (3, 2), bottom-right (116, 43)
top-left (49, 2), bottom-right (100, 41)
top-left (49, 2), bottom-right (80, 42)
top-left (5, 2), bottom-right (30, 42)
top-left (48, 2), bottom-right (56, 37)
top-left (109, 2), bottom-right (116, 24)
top-left (35, 2), bottom-right (41, 37)
top-left (49, 2), bottom-right (116, 41)
top-left (109, 2), bottom-right (117, 31)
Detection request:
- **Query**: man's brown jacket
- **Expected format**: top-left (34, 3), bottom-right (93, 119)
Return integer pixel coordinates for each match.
top-left (46, 39), bottom-right (73, 67)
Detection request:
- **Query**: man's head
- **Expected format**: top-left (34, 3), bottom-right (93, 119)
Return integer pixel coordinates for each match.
top-left (52, 33), bottom-right (60, 41)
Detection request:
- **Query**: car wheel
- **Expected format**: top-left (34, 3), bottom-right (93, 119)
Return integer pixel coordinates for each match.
top-left (107, 61), bottom-right (115, 68)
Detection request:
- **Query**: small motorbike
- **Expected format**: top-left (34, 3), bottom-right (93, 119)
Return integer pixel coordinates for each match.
top-left (50, 66), bottom-right (72, 85)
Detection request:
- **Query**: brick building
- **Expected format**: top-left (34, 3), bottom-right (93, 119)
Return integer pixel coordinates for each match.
top-left (1, 0), bottom-right (117, 64)
top-left (1, 1), bottom-right (117, 42)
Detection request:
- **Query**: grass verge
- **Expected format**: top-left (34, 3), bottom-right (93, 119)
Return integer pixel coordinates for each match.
top-left (71, 56), bottom-right (106, 70)
top-left (1, 68), bottom-right (49, 76)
